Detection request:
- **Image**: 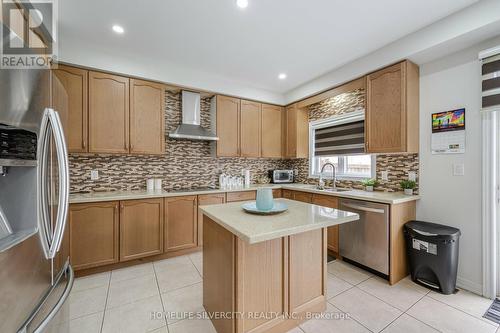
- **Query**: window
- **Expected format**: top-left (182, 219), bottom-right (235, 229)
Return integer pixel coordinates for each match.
top-left (309, 111), bottom-right (375, 179)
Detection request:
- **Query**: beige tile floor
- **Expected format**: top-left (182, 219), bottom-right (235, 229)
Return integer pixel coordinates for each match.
top-left (60, 252), bottom-right (499, 333)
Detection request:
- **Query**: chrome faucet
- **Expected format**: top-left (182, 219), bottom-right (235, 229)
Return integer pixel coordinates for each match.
top-left (317, 163), bottom-right (336, 190)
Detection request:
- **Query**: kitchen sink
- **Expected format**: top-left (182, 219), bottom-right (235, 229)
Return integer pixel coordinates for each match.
top-left (318, 187), bottom-right (352, 193)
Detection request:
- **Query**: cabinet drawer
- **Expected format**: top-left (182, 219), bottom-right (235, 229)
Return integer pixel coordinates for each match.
top-left (226, 191), bottom-right (256, 202)
top-left (293, 191), bottom-right (313, 203)
top-left (272, 189), bottom-right (282, 198)
top-left (282, 189), bottom-right (293, 199)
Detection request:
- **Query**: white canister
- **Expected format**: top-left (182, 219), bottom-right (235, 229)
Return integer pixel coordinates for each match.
top-left (146, 179), bottom-right (155, 192)
top-left (154, 179), bottom-right (163, 191)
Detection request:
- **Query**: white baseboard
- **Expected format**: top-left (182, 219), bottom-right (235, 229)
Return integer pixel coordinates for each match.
top-left (456, 276), bottom-right (484, 296)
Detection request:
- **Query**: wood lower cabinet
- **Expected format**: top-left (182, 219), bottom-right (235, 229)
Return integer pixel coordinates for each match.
top-left (165, 196), bottom-right (198, 252)
top-left (261, 104), bottom-right (284, 158)
top-left (69, 202), bottom-right (119, 270)
top-left (88, 71), bottom-right (130, 153)
top-left (52, 65), bottom-right (88, 153)
top-left (312, 194), bottom-right (339, 254)
top-left (216, 95), bottom-right (240, 157)
top-left (366, 60), bottom-right (419, 153)
top-left (226, 190), bottom-right (256, 202)
top-left (282, 189), bottom-right (293, 199)
top-left (285, 103), bottom-right (309, 158)
top-left (292, 191), bottom-right (313, 203)
top-left (120, 199), bottom-right (164, 261)
top-left (240, 100), bottom-right (261, 157)
top-left (197, 193), bottom-right (225, 246)
top-left (130, 79), bottom-right (165, 154)
top-left (272, 188), bottom-right (282, 198)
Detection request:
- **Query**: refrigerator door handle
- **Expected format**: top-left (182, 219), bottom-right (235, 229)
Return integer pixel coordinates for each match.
top-left (17, 261), bottom-right (75, 333)
top-left (36, 108), bottom-right (69, 259)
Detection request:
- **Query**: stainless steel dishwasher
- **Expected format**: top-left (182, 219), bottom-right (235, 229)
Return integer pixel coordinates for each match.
top-left (339, 198), bottom-right (390, 276)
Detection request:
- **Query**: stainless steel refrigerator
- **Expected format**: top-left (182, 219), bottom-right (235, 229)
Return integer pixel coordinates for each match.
top-left (0, 27), bottom-right (73, 332)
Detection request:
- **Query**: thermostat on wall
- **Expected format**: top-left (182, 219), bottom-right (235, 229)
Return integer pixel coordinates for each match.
top-left (431, 108), bottom-right (465, 154)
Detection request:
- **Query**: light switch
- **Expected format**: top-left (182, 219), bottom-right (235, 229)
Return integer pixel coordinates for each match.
top-left (453, 164), bottom-right (465, 176)
top-left (381, 171), bottom-right (389, 181)
top-left (90, 170), bottom-right (99, 180)
top-left (408, 172), bottom-right (416, 182)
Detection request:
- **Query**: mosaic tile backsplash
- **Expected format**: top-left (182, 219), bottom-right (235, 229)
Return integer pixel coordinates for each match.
top-left (288, 89), bottom-right (419, 193)
top-left (69, 90), bottom-right (418, 193)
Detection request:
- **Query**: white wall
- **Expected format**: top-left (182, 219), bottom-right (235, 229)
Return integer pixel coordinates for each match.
top-left (418, 36), bottom-right (500, 294)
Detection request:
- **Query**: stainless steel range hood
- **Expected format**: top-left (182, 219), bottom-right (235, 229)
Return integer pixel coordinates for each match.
top-left (169, 91), bottom-right (219, 141)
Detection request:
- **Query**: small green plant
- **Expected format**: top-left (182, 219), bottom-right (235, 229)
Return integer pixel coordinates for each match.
top-left (361, 178), bottom-right (379, 187)
top-left (400, 180), bottom-right (416, 190)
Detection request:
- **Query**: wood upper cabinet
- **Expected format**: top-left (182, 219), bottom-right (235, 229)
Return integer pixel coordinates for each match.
top-left (240, 100), bottom-right (261, 157)
top-left (69, 202), bottom-right (119, 270)
top-left (285, 103), bottom-right (309, 158)
top-left (216, 95), bottom-right (240, 157)
top-left (312, 194), bottom-right (339, 254)
top-left (52, 65), bottom-right (88, 152)
top-left (88, 71), bottom-right (130, 153)
top-left (120, 199), bottom-right (164, 261)
top-left (130, 79), bottom-right (165, 154)
top-left (197, 193), bottom-right (225, 246)
top-left (366, 60), bottom-right (419, 153)
top-left (261, 104), bottom-right (284, 158)
top-left (165, 196), bottom-right (198, 252)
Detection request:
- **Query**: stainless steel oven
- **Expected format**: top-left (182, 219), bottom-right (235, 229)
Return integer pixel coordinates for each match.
top-left (269, 170), bottom-right (294, 183)
top-left (339, 199), bottom-right (390, 276)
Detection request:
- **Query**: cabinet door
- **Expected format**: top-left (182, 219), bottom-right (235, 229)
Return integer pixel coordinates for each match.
top-left (165, 196), bottom-right (198, 252)
top-left (198, 193), bottom-right (225, 246)
top-left (130, 79), bottom-right (165, 155)
top-left (69, 202), bottom-right (119, 270)
top-left (216, 95), bottom-right (240, 157)
top-left (88, 71), bottom-right (130, 153)
top-left (120, 199), bottom-right (164, 261)
top-left (366, 62), bottom-right (405, 153)
top-left (285, 105), bottom-right (297, 158)
top-left (240, 100), bottom-right (261, 157)
top-left (261, 104), bottom-right (283, 158)
top-left (52, 65), bottom-right (88, 153)
top-left (285, 104), bottom-right (309, 158)
top-left (312, 194), bottom-right (339, 253)
top-left (293, 191), bottom-right (313, 203)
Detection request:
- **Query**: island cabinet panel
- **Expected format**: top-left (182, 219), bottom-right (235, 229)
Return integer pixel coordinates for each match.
top-left (216, 95), bottom-right (241, 157)
top-left (235, 238), bottom-right (286, 333)
top-left (119, 199), bottom-right (164, 261)
top-left (69, 202), bottom-right (119, 270)
top-left (288, 229), bottom-right (326, 313)
top-left (261, 104), bottom-right (284, 158)
top-left (366, 60), bottom-right (419, 154)
top-left (88, 71), bottom-right (130, 154)
top-left (197, 193), bottom-right (225, 246)
top-left (240, 100), bottom-right (261, 157)
top-left (312, 194), bottom-right (339, 254)
top-left (52, 65), bottom-right (88, 153)
top-left (164, 196), bottom-right (198, 252)
top-left (130, 79), bottom-right (165, 155)
top-left (226, 190), bottom-right (256, 203)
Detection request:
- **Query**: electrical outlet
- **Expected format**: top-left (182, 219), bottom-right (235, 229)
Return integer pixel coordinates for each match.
top-left (90, 170), bottom-right (99, 180)
top-left (381, 171), bottom-right (388, 181)
top-left (408, 171), bottom-right (416, 182)
top-left (453, 163), bottom-right (465, 176)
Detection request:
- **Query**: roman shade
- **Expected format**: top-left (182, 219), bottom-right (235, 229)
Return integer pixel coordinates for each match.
top-left (314, 120), bottom-right (365, 156)
top-left (481, 48), bottom-right (500, 113)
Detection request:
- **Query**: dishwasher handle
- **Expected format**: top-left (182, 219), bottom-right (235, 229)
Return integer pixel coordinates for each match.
top-left (342, 202), bottom-right (386, 214)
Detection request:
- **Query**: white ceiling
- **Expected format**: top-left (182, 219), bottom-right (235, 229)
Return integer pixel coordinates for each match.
top-left (59, 0), bottom-right (479, 98)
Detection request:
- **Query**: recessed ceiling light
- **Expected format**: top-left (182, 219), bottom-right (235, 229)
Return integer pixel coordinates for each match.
top-left (236, 0), bottom-right (248, 9)
top-left (278, 73), bottom-right (287, 80)
top-left (112, 25), bottom-right (124, 34)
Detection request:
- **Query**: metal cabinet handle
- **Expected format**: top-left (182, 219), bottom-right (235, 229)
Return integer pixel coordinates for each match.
top-left (342, 202), bottom-right (385, 214)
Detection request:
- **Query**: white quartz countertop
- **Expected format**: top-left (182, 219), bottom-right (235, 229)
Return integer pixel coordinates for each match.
top-left (69, 183), bottom-right (419, 205)
top-left (199, 198), bottom-right (359, 244)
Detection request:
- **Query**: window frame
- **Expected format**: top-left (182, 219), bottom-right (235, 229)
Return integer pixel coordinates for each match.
top-left (308, 111), bottom-right (376, 180)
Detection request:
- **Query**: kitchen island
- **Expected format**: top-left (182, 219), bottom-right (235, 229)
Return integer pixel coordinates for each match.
top-left (199, 198), bottom-right (359, 333)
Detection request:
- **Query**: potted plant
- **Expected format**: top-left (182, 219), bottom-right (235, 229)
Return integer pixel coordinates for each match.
top-left (400, 180), bottom-right (417, 195)
top-left (361, 178), bottom-right (379, 192)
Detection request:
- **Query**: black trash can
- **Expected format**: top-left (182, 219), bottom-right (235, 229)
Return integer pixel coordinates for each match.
top-left (404, 220), bottom-right (461, 294)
